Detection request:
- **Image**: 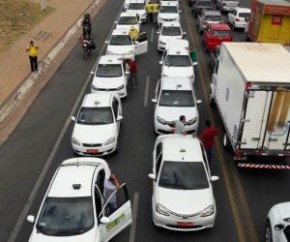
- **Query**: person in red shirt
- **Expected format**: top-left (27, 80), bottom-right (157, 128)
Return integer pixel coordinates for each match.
top-left (126, 59), bottom-right (138, 88)
top-left (200, 120), bottom-right (219, 164)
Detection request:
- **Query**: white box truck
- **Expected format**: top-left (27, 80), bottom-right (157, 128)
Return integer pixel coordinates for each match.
top-left (210, 42), bottom-right (290, 169)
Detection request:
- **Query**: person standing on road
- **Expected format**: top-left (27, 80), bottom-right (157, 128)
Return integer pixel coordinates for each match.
top-left (174, 115), bottom-right (187, 134)
top-left (129, 25), bottom-right (139, 43)
top-left (104, 173), bottom-right (121, 215)
top-left (145, 1), bottom-right (154, 23)
top-left (200, 120), bottom-right (219, 164)
top-left (26, 40), bottom-right (39, 72)
top-left (151, 1), bottom-right (160, 23)
top-left (126, 59), bottom-right (138, 88)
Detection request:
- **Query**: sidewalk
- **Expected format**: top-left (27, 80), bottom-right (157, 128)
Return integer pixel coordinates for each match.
top-left (0, 0), bottom-right (104, 123)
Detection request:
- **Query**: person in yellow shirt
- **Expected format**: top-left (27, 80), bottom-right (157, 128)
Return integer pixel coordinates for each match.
top-left (129, 26), bottom-right (139, 43)
top-left (26, 40), bottom-right (39, 72)
top-left (145, 2), bottom-right (154, 22)
top-left (151, 1), bottom-right (159, 23)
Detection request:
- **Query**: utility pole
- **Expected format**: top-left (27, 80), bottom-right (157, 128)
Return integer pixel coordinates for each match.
top-left (40, 0), bottom-right (47, 11)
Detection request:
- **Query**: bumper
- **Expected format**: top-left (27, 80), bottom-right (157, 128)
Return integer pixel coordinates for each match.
top-left (72, 142), bottom-right (116, 156)
top-left (91, 88), bottom-right (127, 98)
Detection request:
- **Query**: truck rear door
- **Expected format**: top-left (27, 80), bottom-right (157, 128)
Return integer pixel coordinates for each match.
top-left (240, 90), bottom-right (290, 151)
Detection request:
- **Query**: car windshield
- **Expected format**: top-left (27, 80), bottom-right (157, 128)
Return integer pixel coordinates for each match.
top-left (239, 13), bottom-right (250, 18)
top-left (165, 55), bottom-right (192, 67)
top-left (96, 64), bottom-right (122, 77)
top-left (128, 3), bottom-right (144, 9)
top-left (160, 6), bottom-right (178, 13)
top-left (36, 197), bottom-right (94, 236)
top-left (159, 90), bottom-right (195, 107)
top-left (118, 16), bottom-right (137, 25)
top-left (204, 15), bottom-right (222, 21)
top-left (159, 161), bottom-right (209, 189)
top-left (110, 35), bottom-right (132, 45)
top-left (211, 30), bottom-right (230, 37)
top-left (77, 107), bottom-right (113, 125)
top-left (161, 26), bottom-right (182, 36)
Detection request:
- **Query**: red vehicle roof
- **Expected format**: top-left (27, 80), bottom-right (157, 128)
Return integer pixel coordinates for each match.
top-left (209, 23), bottom-right (231, 31)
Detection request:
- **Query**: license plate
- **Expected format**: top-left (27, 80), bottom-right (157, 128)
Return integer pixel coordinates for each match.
top-left (176, 222), bottom-right (193, 227)
top-left (87, 149), bottom-right (98, 153)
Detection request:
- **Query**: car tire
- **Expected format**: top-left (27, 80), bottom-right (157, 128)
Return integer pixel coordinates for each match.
top-left (265, 220), bottom-right (273, 242)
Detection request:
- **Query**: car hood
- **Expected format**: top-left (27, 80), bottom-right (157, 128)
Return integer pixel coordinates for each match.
top-left (159, 13), bottom-right (179, 19)
top-left (159, 35), bottom-right (182, 43)
top-left (28, 228), bottom-right (98, 242)
top-left (127, 9), bottom-right (146, 15)
top-left (107, 45), bottom-right (134, 55)
top-left (92, 76), bottom-right (126, 88)
top-left (156, 186), bottom-right (214, 214)
top-left (155, 106), bottom-right (198, 121)
top-left (72, 123), bottom-right (115, 143)
top-left (162, 66), bottom-right (194, 78)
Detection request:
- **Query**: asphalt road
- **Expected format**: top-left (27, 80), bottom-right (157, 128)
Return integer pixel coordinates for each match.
top-left (0, 0), bottom-right (290, 241)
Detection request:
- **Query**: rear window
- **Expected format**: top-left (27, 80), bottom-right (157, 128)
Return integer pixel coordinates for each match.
top-left (239, 13), bottom-right (250, 18)
top-left (211, 30), bottom-right (230, 37)
top-left (204, 15), bottom-right (222, 21)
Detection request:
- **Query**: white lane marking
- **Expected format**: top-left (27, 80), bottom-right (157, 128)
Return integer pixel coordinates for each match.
top-left (144, 76), bottom-right (150, 107)
top-left (7, 5), bottom-right (125, 242)
top-left (129, 192), bottom-right (139, 242)
top-left (150, 28), bottom-right (154, 42)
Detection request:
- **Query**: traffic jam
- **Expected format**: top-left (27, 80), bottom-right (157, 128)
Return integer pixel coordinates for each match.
top-left (24, 0), bottom-right (290, 241)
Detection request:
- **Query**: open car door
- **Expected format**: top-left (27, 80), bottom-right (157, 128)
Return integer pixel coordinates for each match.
top-left (100, 183), bottom-right (132, 242)
top-left (135, 32), bottom-right (148, 56)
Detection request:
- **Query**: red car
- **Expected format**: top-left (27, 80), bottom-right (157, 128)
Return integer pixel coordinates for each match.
top-left (202, 23), bottom-right (232, 52)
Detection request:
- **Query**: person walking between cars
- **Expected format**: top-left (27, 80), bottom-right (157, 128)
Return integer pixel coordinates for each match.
top-left (104, 173), bottom-right (120, 215)
top-left (145, 1), bottom-right (154, 23)
top-left (200, 120), bottom-right (219, 164)
top-left (26, 40), bottom-right (39, 72)
top-left (174, 115), bottom-right (187, 134)
top-left (151, 0), bottom-right (159, 23)
top-left (129, 26), bottom-right (139, 43)
top-left (126, 59), bottom-right (138, 88)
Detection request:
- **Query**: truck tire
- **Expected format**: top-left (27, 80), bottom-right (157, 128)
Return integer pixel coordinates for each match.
top-left (223, 133), bottom-right (231, 150)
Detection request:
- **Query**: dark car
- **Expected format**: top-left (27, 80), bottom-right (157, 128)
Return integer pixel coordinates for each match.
top-left (191, 0), bottom-right (214, 17)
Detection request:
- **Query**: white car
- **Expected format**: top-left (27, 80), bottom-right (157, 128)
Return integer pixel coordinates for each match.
top-left (148, 134), bottom-right (219, 231)
top-left (125, 0), bottom-right (147, 22)
top-left (91, 55), bottom-right (128, 98)
top-left (228, 7), bottom-right (251, 29)
top-left (160, 39), bottom-right (196, 82)
top-left (27, 157), bottom-right (132, 242)
top-left (152, 77), bottom-right (201, 134)
top-left (157, 21), bottom-right (186, 51)
top-left (265, 202), bottom-right (290, 242)
top-left (71, 93), bottom-right (123, 156)
top-left (197, 10), bottom-right (223, 33)
top-left (106, 29), bottom-right (148, 60)
top-left (157, 2), bottom-right (180, 26)
top-left (160, 0), bottom-right (179, 8)
top-left (115, 12), bottom-right (141, 32)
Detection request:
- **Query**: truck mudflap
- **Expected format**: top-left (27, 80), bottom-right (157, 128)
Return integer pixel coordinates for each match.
top-left (238, 163), bottom-right (290, 169)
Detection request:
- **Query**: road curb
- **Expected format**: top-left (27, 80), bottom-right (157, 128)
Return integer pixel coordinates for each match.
top-left (0, 0), bottom-right (101, 124)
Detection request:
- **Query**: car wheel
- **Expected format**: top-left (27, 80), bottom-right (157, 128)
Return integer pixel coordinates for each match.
top-left (265, 220), bottom-right (273, 242)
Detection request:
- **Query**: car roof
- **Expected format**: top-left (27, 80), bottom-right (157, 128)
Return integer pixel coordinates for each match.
top-left (209, 23), bottom-right (230, 30)
top-left (112, 29), bottom-right (130, 35)
top-left (161, 77), bottom-right (192, 90)
top-left (120, 12), bottom-right (137, 17)
top-left (82, 93), bottom-right (112, 108)
top-left (98, 55), bottom-right (122, 64)
top-left (160, 2), bottom-right (178, 6)
top-left (129, 0), bottom-right (144, 3)
top-left (162, 21), bottom-right (181, 27)
top-left (203, 10), bottom-right (222, 16)
top-left (160, 135), bottom-right (203, 162)
top-left (166, 39), bottom-right (189, 53)
top-left (234, 7), bottom-right (251, 12)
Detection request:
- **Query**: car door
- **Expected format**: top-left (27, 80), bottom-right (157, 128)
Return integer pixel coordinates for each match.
top-left (99, 183), bottom-right (132, 242)
top-left (112, 96), bottom-right (122, 134)
top-left (135, 32), bottom-right (148, 55)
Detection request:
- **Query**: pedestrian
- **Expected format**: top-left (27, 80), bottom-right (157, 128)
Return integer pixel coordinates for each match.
top-left (103, 173), bottom-right (121, 215)
top-left (200, 120), bottom-right (219, 164)
top-left (26, 40), bottom-right (39, 72)
top-left (151, 1), bottom-right (159, 23)
top-left (126, 59), bottom-right (138, 88)
top-left (174, 115), bottom-right (187, 134)
top-left (129, 25), bottom-right (139, 43)
top-left (145, 1), bottom-right (153, 23)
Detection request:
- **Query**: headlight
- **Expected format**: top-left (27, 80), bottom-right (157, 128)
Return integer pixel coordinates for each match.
top-left (91, 85), bottom-right (99, 91)
top-left (159, 41), bottom-right (166, 45)
top-left (71, 137), bottom-right (81, 146)
top-left (104, 137), bottom-right (116, 145)
top-left (157, 116), bottom-right (166, 125)
top-left (124, 50), bottom-right (134, 55)
top-left (200, 205), bottom-right (214, 217)
top-left (116, 84), bottom-right (125, 91)
top-left (156, 203), bottom-right (170, 216)
top-left (186, 117), bottom-right (198, 125)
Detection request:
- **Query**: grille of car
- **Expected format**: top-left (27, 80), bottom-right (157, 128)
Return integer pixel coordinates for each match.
top-left (168, 210), bottom-right (202, 219)
top-left (97, 88), bottom-right (117, 91)
top-left (83, 143), bottom-right (102, 147)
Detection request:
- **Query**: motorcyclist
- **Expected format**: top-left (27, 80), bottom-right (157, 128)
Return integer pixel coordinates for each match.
top-left (82, 13), bottom-right (92, 39)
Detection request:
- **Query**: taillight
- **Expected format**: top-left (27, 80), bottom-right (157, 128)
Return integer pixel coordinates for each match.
top-left (234, 150), bottom-right (242, 157)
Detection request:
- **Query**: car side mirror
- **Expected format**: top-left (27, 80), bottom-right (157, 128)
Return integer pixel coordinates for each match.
top-left (105, 40), bottom-right (109, 44)
top-left (156, 31), bottom-right (160, 35)
top-left (193, 62), bottom-right (198, 66)
top-left (100, 216), bottom-right (111, 224)
top-left (71, 116), bottom-right (76, 122)
top-left (114, 21), bottom-right (117, 24)
top-left (196, 100), bottom-right (202, 104)
top-left (210, 176), bottom-right (219, 182)
top-left (125, 71), bottom-right (130, 75)
top-left (27, 215), bottom-right (35, 224)
top-left (152, 98), bottom-right (157, 103)
top-left (148, 173), bottom-right (156, 180)
top-left (159, 61), bottom-right (163, 65)
top-left (274, 224), bottom-right (285, 231)
top-left (90, 71), bottom-right (94, 75)
top-left (117, 115), bottom-right (123, 121)
top-left (179, 10), bottom-right (182, 13)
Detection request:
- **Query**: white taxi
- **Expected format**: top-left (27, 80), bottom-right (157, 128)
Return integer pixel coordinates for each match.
top-left (160, 39), bottom-right (196, 82)
top-left (115, 12), bottom-right (141, 32)
top-left (27, 157), bottom-right (132, 242)
top-left (157, 2), bottom-right (180, 26)
top-left (148, 134), bottom-right (219, 231)
top-left (71, 93), bottom-right (123, 156)
top-left (157, 21), bottom-right (186, 51)
top-left (152, 77), bottom-right (201, 134)
top-left (91, 55), bottom-right (128, 98)
top-left (125, 0), bottom-right (147, 22)
top-left (106, 29), bottom-right (148, 60)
